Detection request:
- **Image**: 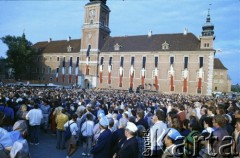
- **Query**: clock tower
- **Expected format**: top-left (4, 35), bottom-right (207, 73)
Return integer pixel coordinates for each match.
top-left (80, 0), bottom-right (110, 88)
top-left (81, 0), bottom-right (110, 52)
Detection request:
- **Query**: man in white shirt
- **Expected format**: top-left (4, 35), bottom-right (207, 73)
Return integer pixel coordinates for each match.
top-left (64, 114), bottom-right (78, 158)
top-left (150, 109), bottom-right (167, 157)
top-left (26, 103), bottom-right (43, 145)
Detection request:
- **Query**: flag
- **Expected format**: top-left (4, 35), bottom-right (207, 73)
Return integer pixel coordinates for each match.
top-left (170, 65), bottom-right (174, 91)
top-left (75, 57), bottom-right (79, 84)
top-left (56, 68), bottom-right (59, 82)
top-left (62, 59), bottom-right (65, 83)
top-left (86, 45), bottom-right (91, 75)
top-left (197, 68), bottom-right (203, 93)
top-left (170, 75), bottom-right (174, 91)
top-left (141, 68), bottom-right (145, 88)
top-left (108, 65), bottom-right (111, 84)
top-left (69, 57), bottom-right (72, 83)
top-left (119, 67), bottom-right (123, 87)
top-left (86, 57), bottom-right (89, 75)
top-left (99, 65), bottom-right (103, 84)
top-left (183, 69), bottom-right (188, 92)
top-left (154, 68), bottom-right (158, 90)
top-left (130, 66), bottom-right (134, 88)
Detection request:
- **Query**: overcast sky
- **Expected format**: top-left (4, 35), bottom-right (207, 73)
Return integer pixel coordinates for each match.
top-left (0, 0), bottom-right (239, 84)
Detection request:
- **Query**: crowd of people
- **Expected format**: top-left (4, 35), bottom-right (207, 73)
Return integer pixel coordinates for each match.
top-left (0, 85), bottom-right (240, 158)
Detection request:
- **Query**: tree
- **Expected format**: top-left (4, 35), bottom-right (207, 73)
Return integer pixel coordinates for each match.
top-left (1, 33), bottom-right (36, 80)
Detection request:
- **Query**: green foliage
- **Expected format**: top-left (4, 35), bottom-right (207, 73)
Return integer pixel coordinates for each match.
top-left (231, 84), bottom-right (240, 92)
top-left (1, 33), bottom-right (36, 80)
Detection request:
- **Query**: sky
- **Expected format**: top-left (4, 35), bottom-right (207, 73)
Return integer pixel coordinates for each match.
top-left (0, 0), bottom-right (239, 84)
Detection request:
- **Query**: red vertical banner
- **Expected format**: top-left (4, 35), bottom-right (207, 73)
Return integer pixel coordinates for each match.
top-left (155, 75), bottom-right (158, 91)
top-left (141, 76), bottom-right (144, 88)
top-left (75, 75), bottom-right (78, 84)
top-left (119, 67), bottom-right (123, 87)
top-left (130, 74), bottom-right (133, 88)
top-left (100, 71), bottom-right (103, 84)
top-left (183, 78), bottom-right (187, 92)
top-left (198, 78), bottom-right (202, 92)
top-left (69, 75), bottom-right (72, 84)
top-left (108, 72), bottom-right (111, 84)
top-left (119, 75), bottom-right (122, 87)
top-left (86, 65), bottom-right (89, 75)
top-left (62, 75), bottom-right (65, 83)
top-left (170, 75), bottom-right (174, 91)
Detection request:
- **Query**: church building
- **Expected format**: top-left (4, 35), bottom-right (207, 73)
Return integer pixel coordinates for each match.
top-left (33, 0), bottom-right (226, 95)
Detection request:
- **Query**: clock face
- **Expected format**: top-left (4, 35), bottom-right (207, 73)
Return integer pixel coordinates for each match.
top-left (89, 9), bottom-right (95, 20)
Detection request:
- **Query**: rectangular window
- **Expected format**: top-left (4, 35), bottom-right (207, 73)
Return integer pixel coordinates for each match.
top-left (48, 67), bottom-right (51, 74)
top-left (131, 56), bottom-right (135, 66)
top-left (199, 57), bottom-right (204, 68)
top-left (109, 57), bottom-right (112, 65)
top-left (155, 56), bottom-right (158, 68)
top-left (56, 68), bottom-right (59, 74)
top-left (76, 57), bottom-right (79, 66)
top-left (62, 57), bottom-right (65, 67)
top-left (100, 57), bottom-right (104, 65)
top-left (184, 57), bottom-right (188, 69)
top-left (57, 57), bottom-right (60, 62)
top-left (120, 57), bottom-right (124, 67)
top-left (170, 56), bottom-right (174, 65)
top-left (86, 45), bottom-right (91, 57)
top-left (69, 57), bottom-right (72, 67)
top-left (142, 56), bottom-right (146, 68)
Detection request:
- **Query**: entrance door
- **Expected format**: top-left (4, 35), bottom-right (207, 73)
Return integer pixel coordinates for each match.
top-left (84, 79), bottom-right (90, 89)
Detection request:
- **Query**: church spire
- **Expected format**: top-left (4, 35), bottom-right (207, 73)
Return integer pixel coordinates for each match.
top-left (202, 8), bottom-right (214, 37)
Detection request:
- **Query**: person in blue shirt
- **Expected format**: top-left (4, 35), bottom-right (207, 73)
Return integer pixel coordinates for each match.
top-left (0, 98), bottom-right (14, 131)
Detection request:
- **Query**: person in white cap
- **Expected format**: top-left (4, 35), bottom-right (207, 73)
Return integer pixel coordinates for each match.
top-left (91, 116), bottom-right (112, 158)
top-left (116, 122), bottom-right (139, 158)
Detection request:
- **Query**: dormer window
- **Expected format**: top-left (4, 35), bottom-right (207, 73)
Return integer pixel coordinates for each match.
top-left (114, 43), bottom-right (121, 51)
top-left (67, 45), bottom-right (72, 52)
top-left (162, 41), bottom-right (169, 50)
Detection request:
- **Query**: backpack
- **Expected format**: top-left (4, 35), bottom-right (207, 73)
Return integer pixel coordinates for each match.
top-left (65, 121), bottom-right (75, 140)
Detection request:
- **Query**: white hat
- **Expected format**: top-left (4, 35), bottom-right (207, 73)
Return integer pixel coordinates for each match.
top-left (126, 122), bottom-right (138, 133)
top-left (99, 116), bottom-right (109, 127)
